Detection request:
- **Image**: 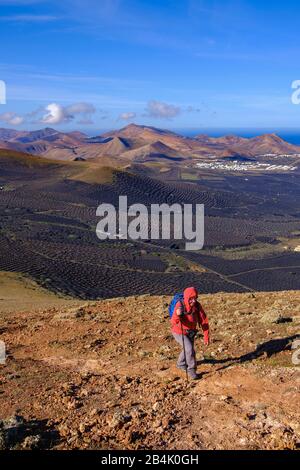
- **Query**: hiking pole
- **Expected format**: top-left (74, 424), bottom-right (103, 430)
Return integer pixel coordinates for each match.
top-left (180, 319), bottom-right (189, 384)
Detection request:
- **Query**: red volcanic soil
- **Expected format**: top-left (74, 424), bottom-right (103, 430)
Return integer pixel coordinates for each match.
top-left (0, 291), bottom-right (299, 450)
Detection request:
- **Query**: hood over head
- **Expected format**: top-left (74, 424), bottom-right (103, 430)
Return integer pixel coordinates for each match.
top-left (183, 286), bottom-right (198, 312)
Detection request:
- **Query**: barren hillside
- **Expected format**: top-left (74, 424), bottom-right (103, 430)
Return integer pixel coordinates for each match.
top-left (2, 125), bottom-right (300, 162)
top-left (0, 290), bottom-right (299, 450)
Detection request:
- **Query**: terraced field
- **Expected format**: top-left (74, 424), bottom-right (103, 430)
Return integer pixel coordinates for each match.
top-left (0, 151), bottom-right (300, 297)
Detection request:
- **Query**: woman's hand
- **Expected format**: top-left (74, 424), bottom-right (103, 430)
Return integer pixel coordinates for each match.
top-left (204, 334), bottom-right (210, 346)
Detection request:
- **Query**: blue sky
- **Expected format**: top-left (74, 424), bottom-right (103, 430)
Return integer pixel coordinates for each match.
top-left (0, 0), bottom-right (300, 133)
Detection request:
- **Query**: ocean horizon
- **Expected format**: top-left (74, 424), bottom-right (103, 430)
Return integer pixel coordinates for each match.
top-left (174, 128), bottom-right (300, 145)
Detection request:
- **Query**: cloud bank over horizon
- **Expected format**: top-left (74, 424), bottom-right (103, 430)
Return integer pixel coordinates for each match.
top-left (0, 99), bottom-right (192, 129)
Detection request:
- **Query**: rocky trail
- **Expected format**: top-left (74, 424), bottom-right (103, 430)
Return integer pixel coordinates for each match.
top-left (0, 291), bottom-right (299, 450)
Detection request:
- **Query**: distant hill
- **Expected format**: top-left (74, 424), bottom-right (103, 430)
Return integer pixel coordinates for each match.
top-left (119, 140), bottom-right (182, 162)
top-left (101, 123), bottom-right (181, 141)
top-left (1, 124), bottom-right (300, 163)
top-left (0, 127), bottom-right (88, 156)
top-left (0, 148), bottom-right (120, 184)
top-left (195, 132), bottom-right (300, 157)
top-left (0, 148), bottom-right (61, 168)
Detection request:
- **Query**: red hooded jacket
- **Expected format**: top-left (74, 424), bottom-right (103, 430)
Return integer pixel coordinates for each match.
top-left (170, 287), bottom-right (210, 344)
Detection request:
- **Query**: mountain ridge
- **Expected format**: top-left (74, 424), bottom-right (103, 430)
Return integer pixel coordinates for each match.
top-left (0, 124), bottom-right (300, 163)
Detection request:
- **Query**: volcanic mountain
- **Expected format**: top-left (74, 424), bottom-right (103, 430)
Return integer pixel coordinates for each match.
top-left (195, 133), bottom-right (300, 157)
top-left (1, 124), bottom-right (300, 163)
top-left (0, 127), bottom-right (88, 156)
top-left (118, 140), bottom-right (182, 162)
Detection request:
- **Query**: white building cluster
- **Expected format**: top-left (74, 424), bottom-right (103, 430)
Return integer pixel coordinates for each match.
top-left (196, 160), bottom-right (298, 172)
top-left (258, 153), bottom-right (300, 158)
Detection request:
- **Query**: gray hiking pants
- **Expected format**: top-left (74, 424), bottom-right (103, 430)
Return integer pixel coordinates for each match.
top-left (172, 332), bottom-right (196, 371)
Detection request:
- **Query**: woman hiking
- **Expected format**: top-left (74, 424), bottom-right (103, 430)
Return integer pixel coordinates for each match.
top-left (170, 286), bottom-right (210, 380)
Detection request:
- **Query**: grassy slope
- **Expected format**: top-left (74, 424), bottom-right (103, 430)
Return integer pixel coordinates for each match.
top-left (0, 148), bottom-right (124, 185)
top-left (0, 271), bottom-right (82, 314)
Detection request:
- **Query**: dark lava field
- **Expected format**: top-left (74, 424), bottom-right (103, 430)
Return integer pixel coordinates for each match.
top-left (0, 152), bottom-right (300, 298)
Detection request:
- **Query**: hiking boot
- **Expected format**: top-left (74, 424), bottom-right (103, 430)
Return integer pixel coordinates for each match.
top-left (188, 369), bottom-right (200, 380)
top-left (176, 364), bottom-right (187, 371)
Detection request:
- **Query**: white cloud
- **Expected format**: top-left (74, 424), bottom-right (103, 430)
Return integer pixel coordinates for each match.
top-left (42, 103), bottom-right (67, 124)
top-left (9, 116), bottom-right (24, 125)
top-left (118, 112), bottom-right (136, 121)
top-left (0, 112), bottom-right (24, 126)
top-left (41, 102), bottom-right (96, 125)
top-left (25, 105), bottom-right (44, 119)
top-left (0, 102), bottom-right (98, 127)
top-left (65, 102), bottom-right (96, 115)
top-left (145, 100), bottom-right (181, 119)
